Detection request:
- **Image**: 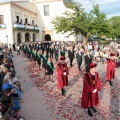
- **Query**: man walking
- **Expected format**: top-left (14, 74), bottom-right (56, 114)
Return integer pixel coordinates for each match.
top-left (76, 49), bottom-right (83, 71)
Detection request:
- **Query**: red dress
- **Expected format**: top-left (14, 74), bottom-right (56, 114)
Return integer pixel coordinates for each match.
top-left (57, 62), bottom-right (69, 89)
top-left (106, 58), bottom-right (116, 81)
top-left (81, 72), bottom-right (101, 109)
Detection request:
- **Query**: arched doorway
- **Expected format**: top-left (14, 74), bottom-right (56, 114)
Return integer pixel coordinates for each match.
top-left (25, 33), bottom-right (30, 42)
top-left (45, 34), bottom-right (51, 41)
top-left (33, 33), bottom-right (36, 42)
top-left (17, 33), bottom-right (21, 44)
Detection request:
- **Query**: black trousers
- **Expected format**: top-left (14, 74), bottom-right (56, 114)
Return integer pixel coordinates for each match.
top-left (50, 53), bottom-right (54, 59)
top-left (17, 50), bottom-right (20, 55)
top-left (70, 58), bottom-right (73, 67)
top-left (85, 65), bottom-right (90, 72)
top-left (77, 61), bottom-right (82, 70)
top-left (55, 54), bottom-right (58, 61)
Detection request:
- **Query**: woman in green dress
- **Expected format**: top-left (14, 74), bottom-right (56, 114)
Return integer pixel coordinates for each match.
top-left (60, 47), bottom-right (65, 56)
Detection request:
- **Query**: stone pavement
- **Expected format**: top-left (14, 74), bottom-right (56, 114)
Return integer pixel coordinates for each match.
top-left (13, 51), bottom-right (120, 120)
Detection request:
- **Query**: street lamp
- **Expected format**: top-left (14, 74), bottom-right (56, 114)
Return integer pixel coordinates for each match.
top-left (6, 35), bottom-right (8, 45)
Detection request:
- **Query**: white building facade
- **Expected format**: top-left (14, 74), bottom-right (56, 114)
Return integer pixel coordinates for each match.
top-left (31, 0), bottom-right (76, 41)
top-left (0, 1), bottom-right (39, 45)
top-left (0, 0), bottom-right (82, 45)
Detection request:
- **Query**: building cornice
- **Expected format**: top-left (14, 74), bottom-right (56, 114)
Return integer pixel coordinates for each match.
top-left (11, 2), bottom-right (37, 15)
top-left (31, 0), bottom-right (62, 4)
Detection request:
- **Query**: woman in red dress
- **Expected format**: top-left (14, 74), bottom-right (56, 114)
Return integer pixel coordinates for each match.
top-left (57, 56), bottom-right (69, 96)
top-left (81, 63), bottom-right (101, 117)
top-left (106, 52), bottom-right (116, 86)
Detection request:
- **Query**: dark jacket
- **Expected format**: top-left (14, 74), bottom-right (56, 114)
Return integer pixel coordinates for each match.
top-left (76, 52), bottom-right (82, 62)
top-left (46, 62), bottom-right (54, 75)
top-left (84, 55), bottom-right (92, 66)
top-left (54, 48), bottom-right (59, 55)
top-left (84, 55), bottom-right (92, 72)
top-left (69, 50), bottom-right (74, 59)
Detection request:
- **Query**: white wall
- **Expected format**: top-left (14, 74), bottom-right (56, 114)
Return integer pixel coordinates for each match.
top-left (11, 2), bottom-right (39, 43)
top-left (14, 1), bottom-right (36, 13)
top-left (0, 3), bottom-right (13, 45)
top-left (11, 4), bottom-right (37, 25)
top-left (0, 0), bottom-right (77, 45)
top-left (35, 1), bottom-right (76, 41)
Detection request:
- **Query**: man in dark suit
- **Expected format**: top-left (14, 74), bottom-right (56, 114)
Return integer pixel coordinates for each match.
top-left (69, 48), bottom-right (74, 67)
top-left (54, 46), bottom-right (59, 61)
top-left (68, 46), bottom-right (70, 59)
top-left (76, 49), bottom-right (83, 71)
top-left (41, 42), bottom-right (44, 54)
top-left (50, 46), bottom-right (54, 59)
top-left (46, 45), bottom-right (50, 57)
top-left (84, 50), bottom-right (92, 72)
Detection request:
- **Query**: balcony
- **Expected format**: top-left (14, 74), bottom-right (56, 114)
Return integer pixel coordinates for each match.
top-left (35, 26), bottom-right (39, 31)
top-left (13, 23), bottom-right (39, 32)
top-left (13, 23), bottom-right (25, 29)
top-left (0, 24), bottom-right (6, 29)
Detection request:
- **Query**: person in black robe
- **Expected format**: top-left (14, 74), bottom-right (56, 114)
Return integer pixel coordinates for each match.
top-left (84, 50), bottom-right (92, 72)
top-left (27, 47), bottom-right (31, 59)
top-left (46, 45), bottom-right (50, 57)
top-left (41, 42), bottom-right (44, 54)
top-left (23, 45), bottom-right (27, 55)
top-left (42, 51), bottom-right (48, 76)
top-left (69, 47), bottom-right (74, 67)
top-left (32, 49), bottom-right (37, 65)
top-left (60, 47), bottom-right (65, 56)
top-left (31, 48), bottom-right (35, 61)
top-left (12, 43), bottom-right (15, 51)
top-left (50, 46), bottom-right (54, 59)
top-left (46, 57), bottom-right (54, 82)
top-left (37, 50), bottom-right (42, 70)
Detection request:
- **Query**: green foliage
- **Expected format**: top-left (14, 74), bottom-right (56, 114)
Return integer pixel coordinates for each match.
top-left (99, 40), bottom-right (110, 44)
top-left (108, 16), bottom-right (120, 38)
top-left (89, 5), bottom-right (110, 37)
top-left (51, 1), bottom-right (111, 39)
top-left (117, 41), bottom-right (120, 44)
top-left (51, 2), bottom-right (87, 37)
top-left (99, 40), bottom-right (120, 44)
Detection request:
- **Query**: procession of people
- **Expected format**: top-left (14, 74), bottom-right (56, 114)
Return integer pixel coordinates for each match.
top-left (0, 40), bottom-right (118, 118)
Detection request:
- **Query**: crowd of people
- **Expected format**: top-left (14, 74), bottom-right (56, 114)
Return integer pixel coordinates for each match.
top-left (0, 45), bottom-right (25, 120)
top-left (0, 40), bottom-right (119, 118)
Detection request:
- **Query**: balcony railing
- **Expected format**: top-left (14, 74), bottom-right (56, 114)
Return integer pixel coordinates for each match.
top-left (0, 24), bottom-right (6, 29)
top-left (13, 23), bottom-right (25, 29)
top-left (13, 23), bottom-right (39, 31)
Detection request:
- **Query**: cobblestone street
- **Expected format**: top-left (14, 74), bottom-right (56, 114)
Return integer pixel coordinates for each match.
top-left (13, 52), bottom-right (120, 120)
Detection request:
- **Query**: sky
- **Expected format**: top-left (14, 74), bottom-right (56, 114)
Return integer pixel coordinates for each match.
top-left (0, 0), bottom-right (120, 18)
top-left (75, 0), bottom-right (120, 18)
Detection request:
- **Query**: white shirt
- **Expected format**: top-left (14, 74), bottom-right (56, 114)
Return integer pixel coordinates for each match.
top-left (16, 46), bottom-right (20, 50)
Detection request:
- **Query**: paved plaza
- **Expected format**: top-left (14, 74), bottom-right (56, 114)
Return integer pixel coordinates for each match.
top-left (13, 52), bottom-right (120, 120)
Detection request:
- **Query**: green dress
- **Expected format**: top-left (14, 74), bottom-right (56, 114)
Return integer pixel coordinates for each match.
top-left (60, 50), bottom-right (65, 56)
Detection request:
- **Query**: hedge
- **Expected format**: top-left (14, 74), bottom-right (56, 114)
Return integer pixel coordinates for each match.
top-left (99, 40), bottom-right (120, 44)
top-left (99, 40), bottom-right (110, 44)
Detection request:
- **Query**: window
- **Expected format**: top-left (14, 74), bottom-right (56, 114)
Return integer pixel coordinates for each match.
top-left (0, 15), bottom-right (4, 24)
top-left (16, 16), bottom-right (19, 22)
top-left (25, 18), bottom-right (28, 24)
top-left (32, 20), bottom-right (34, 25)
top-left (44, 5), bottom-right (49, 16)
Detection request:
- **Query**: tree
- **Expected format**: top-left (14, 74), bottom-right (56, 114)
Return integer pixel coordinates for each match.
top-left (89, 4), bottom-right (110, 37)
top-left (51, 1), bottom-right (87, 37)
top-left (51, 1), bottom-right (110, 40)
top-left (109, 16), bottom-right (120, 39)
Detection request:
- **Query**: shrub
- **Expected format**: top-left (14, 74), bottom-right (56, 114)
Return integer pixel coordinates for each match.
top-left (99, 40), bottom-right (110, 44)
